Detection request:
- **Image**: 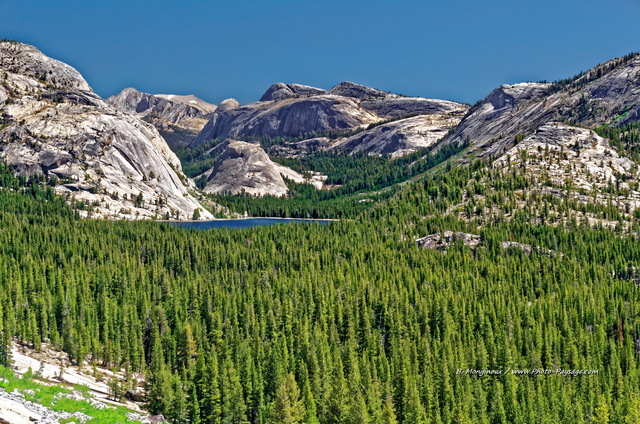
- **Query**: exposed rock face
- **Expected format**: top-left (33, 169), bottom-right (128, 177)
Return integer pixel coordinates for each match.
top-left (106, 87), bottom-right (216, 149)
top-left (0, 41), bottom-right (212, 220)
top-left (437, 83), bottom-right (553, 157)
top-left (331, 113), bottom-right (464, 157)
top-left (260, 83), bottom-right (326, 101)
top-left (416, 231), bottom-right (482, 251)
top-left (0, 41), bottom-right (91, 92)
top-left (216, 98), bottom-right (240, 111)
top-left (438, 53), bottom-right (640, 158)
top-left (494, 123), bottom-right (639, 193)
top-left (192, 95), bottom-right (379, 145)
top-left (500, 241), bottom-right (560, 257)
top-left (327, 81), bottom-right (388, 99)
top-left (492, 123), bottom-right (640, 218)
top-left (359, 97), bottom-right (466, 120)
top-left (204, 140), bottom-right (324, 197)
top-left (416, 231), bottom-right (561, 256)
top-left (192, 81), bottom-right (469, 158)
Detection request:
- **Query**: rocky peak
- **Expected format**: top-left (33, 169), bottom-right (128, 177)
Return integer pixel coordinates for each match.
top-left (435, 82), bottom-right (553, 158)
top-left (106, 87), bottom-right (217, 149)
top-left (328, 81), bottom-right (390, 99)
top-left (192, 80), bottom-right (469, 157)
top-left (203, 140), bottom-right (318, 197)
top-left (0, 41), bottom-right (212, 220)
top-left (484, 83), bottom-right (549, 111)
top-left (0, 41), bottom-right (91, 92)
top-left (155, 93), bottom-right (217, 113)
top-left (216, 98), bottom-right (240, 111)
top-left (437, 53), bottom-right (640, 159)
top-left (191, 95), bottom-right (379, 146)
top-left (260, 83), bottom-right (326, 101)
top-left (107, 87), bottom-right (216, 117)
top-left (106, 87), bottom-right (148, 113)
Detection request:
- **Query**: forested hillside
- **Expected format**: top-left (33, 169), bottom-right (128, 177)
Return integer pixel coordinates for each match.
top-left (2, 158), bottom-right (640, 423)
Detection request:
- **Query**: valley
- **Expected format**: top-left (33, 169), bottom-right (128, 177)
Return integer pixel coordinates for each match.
top-left (1, 39), bottom-right (640, 423)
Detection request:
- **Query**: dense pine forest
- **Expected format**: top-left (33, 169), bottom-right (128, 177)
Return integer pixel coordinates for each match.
top-left (2, 156), bottom-right (640, 424)
top-left (182, 139), bottom-right (467, 219)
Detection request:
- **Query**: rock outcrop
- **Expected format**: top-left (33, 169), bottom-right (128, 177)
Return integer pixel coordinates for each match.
top-left (437, 53), bottom-right (640, 158)
top-left (359, 97), bottom-right (466, 120)
top-left (0, 41), bottom-right (212, 220)
top-left (416, 232), bottom-right (482, 251)
top-left (331, 113), bottom-right (464, 157)
top-left (327, 81), bottom-right (388, 99)
top-left (260, 83), bottom-right (326, 101)
top-left (493, 123), bottom-right (640, 212)
top-left (192, 81), bottom-right (469, 158)
top-left (494, 123), bottom-right (638, 192)
top-left (203, 140), bottom-right (324, 197)
top-left (216, 98), bottom-right (240, 112)
top-left (437, 83), bottom-right (553, 157)
top-left (192, 95), bottom-right (379, 145)
top-left (107, 87), bottom-right (216, 149)
top-left (416, 231), bottom-right (562, 256)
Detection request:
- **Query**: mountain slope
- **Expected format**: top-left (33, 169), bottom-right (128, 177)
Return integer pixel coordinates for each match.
top-left (0, 41), bottom-right (212, 220)
top-left (330, 113), bottom-right (462, 158)
top-left (107, 87), bottom-right (216, 149)
top-left (202, 140), bottom-right (323, 197)
top-left (191, 81), bottom-right (468, 157)
top-left (438, 53), bottom-right (640, 158)
top-left (192, 94), bottom-right (379, 145)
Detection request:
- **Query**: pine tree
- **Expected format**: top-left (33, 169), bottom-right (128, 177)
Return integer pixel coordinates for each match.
top-left (169, 374), bottom-right (188, 423)
top-left (270, 373), bottom-right (305, 424)
top-left (625, 393), bottom-right (640, 424)
top-left (593, 394), bottom-right (611, 424)
top-left (196, 351), bottom-right (221, 424)
top-left (302, 377), bottom-right (320, 424)
top-left (221, 357), bottom-right (248, 424)
top-left (327, 356), bottom-right (349, 424)
top-left (0, 330), bottom-right (11, 368)
top-left (381, 390), bottom-right (398, 424)
top-left (188, 382), bottom-right (201, 424)
top-left (146, 364), bottom-right (174, 417)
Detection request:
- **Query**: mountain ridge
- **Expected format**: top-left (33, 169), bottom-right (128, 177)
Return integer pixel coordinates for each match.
top-left (106, 87), bottom-right (216, 149)
top-left (0, 41), bottom-right (213, 220)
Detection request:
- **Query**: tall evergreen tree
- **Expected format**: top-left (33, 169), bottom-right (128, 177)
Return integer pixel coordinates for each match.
top-left (270, 373), bottom-right (305, 424)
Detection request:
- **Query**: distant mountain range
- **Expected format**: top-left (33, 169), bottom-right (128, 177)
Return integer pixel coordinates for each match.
top-left (1, 40), bottom-right (640, 217)
top-left (106, 88), bottom-right (216, 149)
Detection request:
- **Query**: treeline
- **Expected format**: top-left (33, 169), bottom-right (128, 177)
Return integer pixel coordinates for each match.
top-left (595, 121), bottom-right (640, 163)
top-left (175, 138), bottom-right (226, 180)
top-left (546, 51), bottom-right (639, 94)
top-left (2, 156), bottom-right (640, 423)
top-left (212, 142), bottom-right (467, 218)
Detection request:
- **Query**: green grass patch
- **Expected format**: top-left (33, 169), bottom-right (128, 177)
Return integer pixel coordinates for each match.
top-left (0, 366), bottom-right (142, 423)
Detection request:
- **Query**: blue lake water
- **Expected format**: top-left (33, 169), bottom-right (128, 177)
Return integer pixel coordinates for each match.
top-left (168, 218), bottom-right (334, 230)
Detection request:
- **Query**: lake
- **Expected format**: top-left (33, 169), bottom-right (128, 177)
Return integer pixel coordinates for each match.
top-left (168, 218), bottom-right (335, 230)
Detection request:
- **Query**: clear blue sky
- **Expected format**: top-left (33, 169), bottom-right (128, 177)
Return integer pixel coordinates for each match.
top-left (2, 0), bottom-right (640, 105)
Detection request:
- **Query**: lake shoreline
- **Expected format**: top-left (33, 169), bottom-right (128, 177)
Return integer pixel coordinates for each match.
top-left (165, 217), bottom-right (337, 230)
top-left (162, 217), bottom-right (340, 224)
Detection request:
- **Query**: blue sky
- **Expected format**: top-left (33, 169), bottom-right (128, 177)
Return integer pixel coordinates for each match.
top-left (2, 0), bottom-right (640, 105)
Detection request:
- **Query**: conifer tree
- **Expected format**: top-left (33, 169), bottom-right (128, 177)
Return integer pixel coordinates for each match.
top-left (270, 373), bottom-right (305, 424)
top-left (221, 357), bottom-right (248, 424)
top-left (593, 394), bottom-right (611, 424)
top-left (381, 389), bottom-right (398, 424)
top-left (196, 351), bottom-right (221, 424)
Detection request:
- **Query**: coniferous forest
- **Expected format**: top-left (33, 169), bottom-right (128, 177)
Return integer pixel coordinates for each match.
top-left (2, 158), bottom-right (640, 423)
